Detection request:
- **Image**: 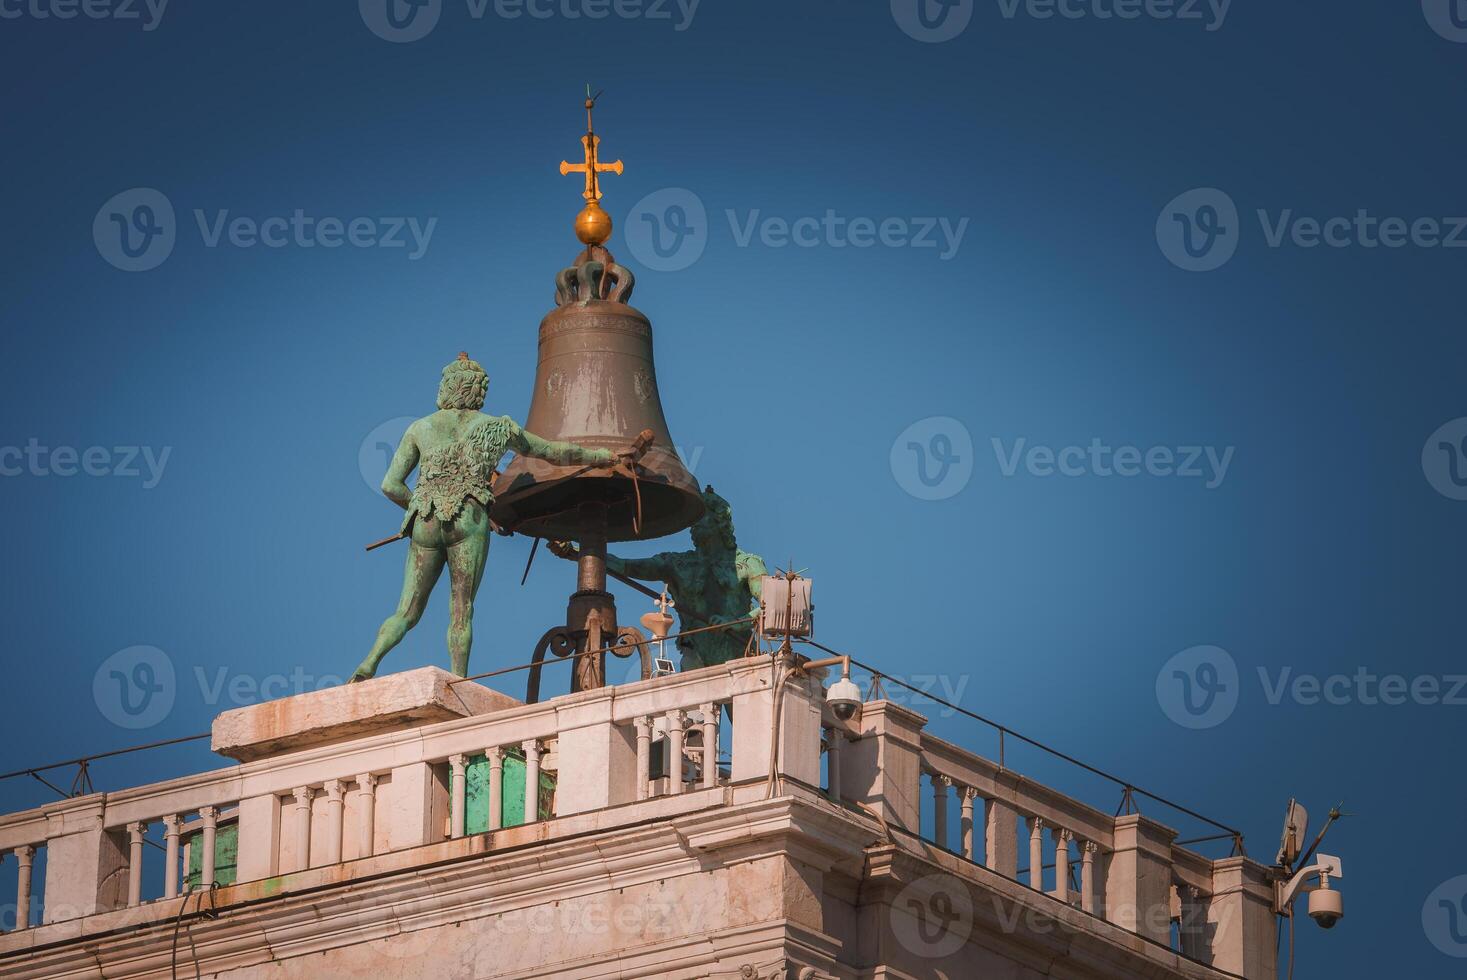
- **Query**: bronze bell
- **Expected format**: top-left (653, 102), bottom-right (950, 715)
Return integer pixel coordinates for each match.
top-left (492, 245), bottom-right (704, 541)
top-left (499, 246), bottom-right (705, 702)
top-left (506, 93), bottom-right (704, 701)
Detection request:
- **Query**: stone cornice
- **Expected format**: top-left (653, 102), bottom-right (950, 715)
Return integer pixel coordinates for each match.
top-left (1, 785), bottom-right (1243, 980)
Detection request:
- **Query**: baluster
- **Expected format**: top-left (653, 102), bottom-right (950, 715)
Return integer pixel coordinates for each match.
top-left (14, 845), bottom-right (35, 930)
top-left (485, 747), bottom-right (504, 830)
top-left (931, 774), bottom-right (951, 849)
top-left (1028, 816), bottom-right (1046, 891)
top-left (199, 806), bottom-right (219, 886)
top-left (126, 822), bottom-right (145, 907)
top-left (448, 755), bottom-right (468, 839)
top-left (522, 740), bottom-right (541, 824)
top-left (323, 780), bottom-right (345, 863)
top-left (700, 703), bottom-right (719, 790)
top-left (1054, 828), bottom-right (1074, 903)
top-left (666, 710), bottom-right (687, 795)
top-left (163, 814), bottom-right (181, 899)
top-left (634, 717), bottom-right (652, 800)
top-left (291, 788), bottom-right (312, 872)
top-left (1081, 841), bottom-right (1098, 914)
top-left (826, 727), bottom-right (842, 802)
top-left (356, 774), bottom-right (377, 858)
top-left (959, 787), bottom-right (977, 860)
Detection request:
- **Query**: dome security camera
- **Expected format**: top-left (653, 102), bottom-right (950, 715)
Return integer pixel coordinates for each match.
top-left (794, 655), bottom-right (864, 722)
top-left (826, 676), bottom-right (863, 722)
top-left (1278, 852), bottom-right (1345, 936)
top-left (1308, 886), bottom-right (1343, 930)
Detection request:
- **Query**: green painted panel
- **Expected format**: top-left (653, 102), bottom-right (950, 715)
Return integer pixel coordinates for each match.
top-left (464, 750), bottom-right (555, 833)
top-left (184, 823), bottom-right (238, 889)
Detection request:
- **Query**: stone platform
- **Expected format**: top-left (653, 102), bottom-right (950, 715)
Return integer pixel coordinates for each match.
top-left (211, 666), bottom-right (521, 761)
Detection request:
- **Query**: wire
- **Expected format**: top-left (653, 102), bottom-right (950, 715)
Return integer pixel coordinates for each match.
top-left (0, 620), bottom-right (758, 798)
top-left (799, 638), bottom-right (1245, 845)
top-left (448, 615), bottom-right (757, 686)
top-left (2, 619), bottom-right (1239, 851)
top-left (170, 881), bottom-right (219, 980)
top-left (1, 733), bottom-right (215, 798)
top-left (1287, 905), bottom-right (1295, 980)
top-left (764, 654), bottom-right (793, 799)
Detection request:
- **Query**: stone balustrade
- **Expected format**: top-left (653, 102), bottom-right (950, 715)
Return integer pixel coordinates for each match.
top-left (0, 656), bottom-right (1274, 978)
top-left (0, 657), bottom-right (818, 930)
top-left (871, 709), bottom-right (1272, 976)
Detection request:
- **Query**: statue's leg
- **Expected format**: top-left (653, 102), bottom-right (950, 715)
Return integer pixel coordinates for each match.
top-left (354, 538), bottom-right (446, 682)
top-left (445, 506), bottom-right (491, 678)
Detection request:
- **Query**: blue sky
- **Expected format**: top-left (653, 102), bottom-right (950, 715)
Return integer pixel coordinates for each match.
top-left (2, 1), bottom-right (1466, 973)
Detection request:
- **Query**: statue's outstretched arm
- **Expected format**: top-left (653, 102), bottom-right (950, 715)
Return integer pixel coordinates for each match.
top-left (740, 553), bottom-right (769, 609)
top-left (381, 427), bottom-right (420, 510)
top-left (510, 423), bottom-right (614, 467)
top-left (547, 542), bottom-right (678, 584)
top-left (606, 552), bottom-right (676, 581)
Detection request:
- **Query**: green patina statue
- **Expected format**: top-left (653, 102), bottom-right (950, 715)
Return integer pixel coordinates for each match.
top-left (354, 353), bottom-right (616, 682)
top-left (552, 486), bottom-right (767, 670)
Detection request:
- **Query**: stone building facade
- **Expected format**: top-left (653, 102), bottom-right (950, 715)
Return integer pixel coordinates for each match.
top-left (0, 658), bottom-right (1277, 979)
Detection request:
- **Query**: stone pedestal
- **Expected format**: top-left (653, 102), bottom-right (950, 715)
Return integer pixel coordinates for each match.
top-left (1105, 813), bottom-right (1177, 944)
top-left (211, 667), bottom-right (521, 761)
top-left (1207, 857), bottom-right (1279, 980)
top-left (729, 665), bottom-right (824, 789)
top-left (41, 798), bottom-right (128, 924)
top-left (554, 696), bottom-right (638, 816)
top-left (837, 701), bottom-right (928, 833)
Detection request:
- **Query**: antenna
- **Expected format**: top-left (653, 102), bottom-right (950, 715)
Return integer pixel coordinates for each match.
top-left (1276, 798), bottom-right (1309, 869)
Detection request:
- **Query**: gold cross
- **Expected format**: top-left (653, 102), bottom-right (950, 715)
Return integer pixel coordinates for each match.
top-left (560, 88), bottom-right (623, 202)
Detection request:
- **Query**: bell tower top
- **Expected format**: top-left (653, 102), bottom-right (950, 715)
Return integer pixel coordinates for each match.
top-left (559, 85), bottom-right (624, 247)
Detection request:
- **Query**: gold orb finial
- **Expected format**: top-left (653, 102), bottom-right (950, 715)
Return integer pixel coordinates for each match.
top-left (559, 86), bottom-right (624, 246)
top-left (575, 201), bottom-right (613, 246)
